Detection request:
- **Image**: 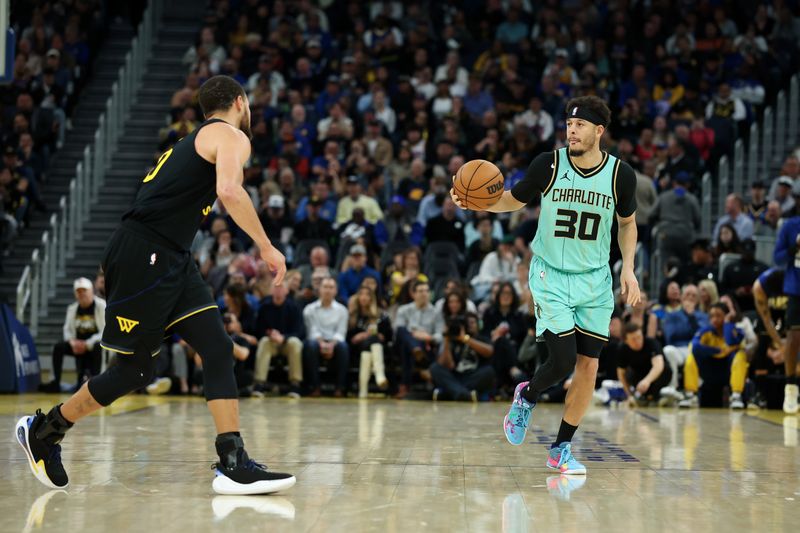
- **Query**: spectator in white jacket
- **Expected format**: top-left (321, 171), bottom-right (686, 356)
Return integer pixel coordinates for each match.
top-left (39, 277), bottom-right (105, 392)
top-left (471, 236), bottom-right (520, 301)
top-left (302, 277), bottom-right (350, 397)
top-left (182, 27), bottom-right (227, 74)
top-left (513, 96), bottom-right (554, 143)
top-left (705, 83), bottom-right (747, 125)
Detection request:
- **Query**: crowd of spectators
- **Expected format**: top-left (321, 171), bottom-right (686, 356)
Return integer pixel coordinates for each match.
top-left (47, 1), bottom-right (800, 408)
top-left (0, 0), bottom-right (121, 270)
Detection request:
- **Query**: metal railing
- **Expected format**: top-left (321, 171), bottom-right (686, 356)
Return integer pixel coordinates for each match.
top-left (696, 74), bottom-right (800, 242)
top-left (700, 172), bottom-right (712, 237)
top-left (14, 1), bottom-right (163, 335)
top-left (649, 248), bottom-right (663, 295)
top-left (657, 73), bottom-right (800, 293)
top-left (762, 106), bottom-right (774, 179)
top-left (747, 122), bottom-right (759, 189)
top-left (717, 154), bottom-right (730, 219)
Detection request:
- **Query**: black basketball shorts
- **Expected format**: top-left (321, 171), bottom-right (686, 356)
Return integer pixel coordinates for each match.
top-left (99, 219), bottom-right (217, 356)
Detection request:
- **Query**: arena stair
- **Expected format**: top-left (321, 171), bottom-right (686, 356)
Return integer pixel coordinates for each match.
top-left (17, 0), bottom-right (205, 364)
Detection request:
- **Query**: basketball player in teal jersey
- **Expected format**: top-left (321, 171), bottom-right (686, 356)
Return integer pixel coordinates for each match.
top-left (451, 96), bottom-right (641, 475)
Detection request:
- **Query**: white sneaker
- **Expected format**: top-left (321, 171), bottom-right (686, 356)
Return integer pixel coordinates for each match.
top-left (593, 387), bottom-right (610, 406)
top-left (729, 393), bottom-right (745, 410)
top-left (146, 377), bottom-right (171, 395)
top-left (659, 386), bottom-right (683, 400)
top-left (678, 392), bottom-right (699, 408)
top-left (783, 384), bottom-right (799, 414)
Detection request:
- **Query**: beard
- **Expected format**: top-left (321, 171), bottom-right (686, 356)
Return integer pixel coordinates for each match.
top-left (568, 136), bottom-right (595, 157)
top-left (240, 108), bottom-right (253, 140)
top-left (568, 147), bottom-right (585, 157)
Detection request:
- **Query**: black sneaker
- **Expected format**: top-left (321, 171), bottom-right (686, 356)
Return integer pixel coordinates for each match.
top-left (212, 460), bottom-right (296, 495)
top-left (15, 410), bottom-right (69, 489)
top-left (212, 435), bottom-right (295, 495)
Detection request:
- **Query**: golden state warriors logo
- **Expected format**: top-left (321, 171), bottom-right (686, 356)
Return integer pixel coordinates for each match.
top-left (202, 205), bottom-right (211, 216)
top-left (116, 316), bottom-right (139, 333)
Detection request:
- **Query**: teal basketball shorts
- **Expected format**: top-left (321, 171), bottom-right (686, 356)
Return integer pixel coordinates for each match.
top-left (528, 254), bottom-right (614, 357)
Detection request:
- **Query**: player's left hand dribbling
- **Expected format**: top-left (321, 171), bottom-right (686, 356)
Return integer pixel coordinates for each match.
top-left (261, 246), bottom-right (287, 286)
top-left (619, 268), bottom-right (641, 307)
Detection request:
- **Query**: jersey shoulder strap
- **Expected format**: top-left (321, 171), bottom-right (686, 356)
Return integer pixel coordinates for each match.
top-left (541, 150), bottom-right (559, 197)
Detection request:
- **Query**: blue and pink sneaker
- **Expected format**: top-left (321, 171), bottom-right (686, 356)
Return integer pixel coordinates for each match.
top-left (546, 442), bottom-right (586, 475)
top-left (503, 381), bottom-right (535, 446)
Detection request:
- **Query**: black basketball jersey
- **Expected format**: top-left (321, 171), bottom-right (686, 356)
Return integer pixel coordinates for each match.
top-left (122, 118), bottom-right (225, 250)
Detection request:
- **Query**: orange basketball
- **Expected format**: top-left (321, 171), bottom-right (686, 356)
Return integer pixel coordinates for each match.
top-left (452, 159), bottom-right (505, 211)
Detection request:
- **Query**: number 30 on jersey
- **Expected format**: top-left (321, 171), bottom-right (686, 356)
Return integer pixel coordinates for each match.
top-left (553, 208), bottom-right (601, 240)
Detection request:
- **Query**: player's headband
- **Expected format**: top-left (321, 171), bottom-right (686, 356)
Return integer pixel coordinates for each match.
top-left (567, 105), bottom-right (608, 128)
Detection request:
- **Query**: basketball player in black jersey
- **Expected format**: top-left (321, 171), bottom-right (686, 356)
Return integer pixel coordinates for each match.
top-left (15, 76), bottom-right (296, 495)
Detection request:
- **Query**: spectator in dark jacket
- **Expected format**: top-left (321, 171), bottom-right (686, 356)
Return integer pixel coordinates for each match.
top-left (338, 244), bottom-right (380, 301)
top-left (430, 313), bottom-right (495, 401)
top-left (465, 216), bottom-right (498, 273)
top-left (292, 195), bottom-right (335, 247)
top-left (424, 197), bottom-right (465, 251)
top-left (617, 323), bottom-right (671, 404)
top-left (720, 239), bottom-right (768, 311)
top-left (658, 137), bottom-right (700, 189)
top-left (254, 283), bottom-right (305, 396)
top-left (682, 238), bottom-right (718, 285)
top-left (481, 282), bottom-right (527, 390)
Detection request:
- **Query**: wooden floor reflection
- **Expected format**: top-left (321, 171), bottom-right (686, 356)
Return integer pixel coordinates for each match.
top-left (3, 395), bottom-right (799, 532)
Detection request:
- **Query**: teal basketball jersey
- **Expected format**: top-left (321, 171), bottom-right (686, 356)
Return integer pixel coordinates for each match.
top-left (531, 148), bottom-right (621, 273)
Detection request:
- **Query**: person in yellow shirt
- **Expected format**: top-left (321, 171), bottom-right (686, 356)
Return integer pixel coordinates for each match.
top-left (680, 302), bottom-right (748, 409)
top-left (336, 175), bottom-right (384, 225)
top-left (161, 107), bottom-right (199, 150)
top-left (652, 70), bottom-right (685, 115)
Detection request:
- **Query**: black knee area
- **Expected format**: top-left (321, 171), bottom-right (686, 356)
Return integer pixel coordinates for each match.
top-left (542, 329), bottom-right (578, 380)
top-left (172, 309), bottom-right (238, 401)
top-left (88, 348), bottom-right (158, 406)
top-left (575, 329), bottom-right (607, 359)
top-left (201, 334), bottom-right (237, 400)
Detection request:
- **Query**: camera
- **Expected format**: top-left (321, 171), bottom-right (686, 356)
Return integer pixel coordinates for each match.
top-left (447, 315), bottom-right (466, 339)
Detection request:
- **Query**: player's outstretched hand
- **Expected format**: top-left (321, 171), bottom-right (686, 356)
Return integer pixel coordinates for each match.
top-left (450, 176), bottom-right (467, 210)
top-left (261, 245), bottom-right (287, 286)
top-left (620, 268), bottom-right (641, 307)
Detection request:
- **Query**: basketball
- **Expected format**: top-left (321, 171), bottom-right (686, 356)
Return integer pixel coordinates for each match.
top-left (452, 159), bottom-right (504, 211)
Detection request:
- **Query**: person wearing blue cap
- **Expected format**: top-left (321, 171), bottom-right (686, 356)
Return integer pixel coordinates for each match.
top-left (382, 195), bottom-right (414, 242)
top-left (648, 171), bottom-right (702, 262)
